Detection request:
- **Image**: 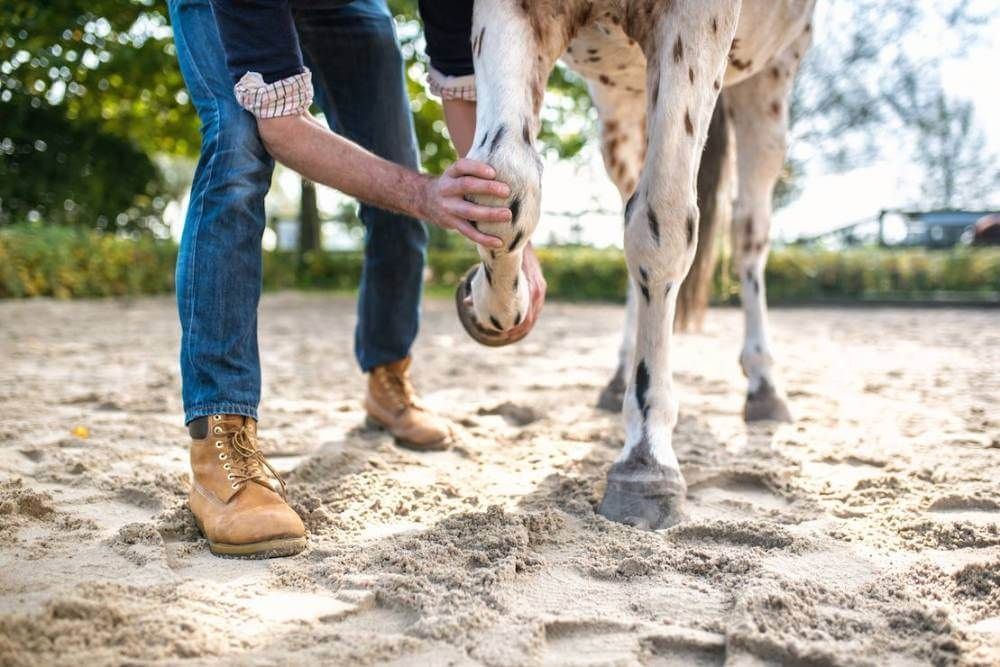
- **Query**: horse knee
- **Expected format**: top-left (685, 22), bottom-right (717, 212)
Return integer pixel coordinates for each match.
top-left (624, 196), bottom-right (699, 290)
top-left (466, 122), bottom-right (542, 248)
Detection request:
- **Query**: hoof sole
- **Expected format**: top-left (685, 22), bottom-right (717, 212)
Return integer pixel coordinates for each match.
top-left (455, 266), bottom-right (529, 347)
top-left (598, 464), bottom-right (687, 530)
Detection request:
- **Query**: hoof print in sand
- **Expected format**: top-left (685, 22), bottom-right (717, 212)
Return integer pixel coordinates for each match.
top-left (477, 401), bottom-right (543, 426)
top-left (688, 472), bottom-right (795, 520)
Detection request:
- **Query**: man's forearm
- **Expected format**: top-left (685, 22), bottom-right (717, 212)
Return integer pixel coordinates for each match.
top-left (258, 114), bottom-right (430, 220)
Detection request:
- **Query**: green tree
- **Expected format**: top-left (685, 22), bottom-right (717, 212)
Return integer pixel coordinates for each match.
top-left (1, 1), bottom-right (195, 230)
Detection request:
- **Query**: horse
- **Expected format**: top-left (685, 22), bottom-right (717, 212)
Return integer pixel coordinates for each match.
top-left (453, 0), bottom-right (816, 528)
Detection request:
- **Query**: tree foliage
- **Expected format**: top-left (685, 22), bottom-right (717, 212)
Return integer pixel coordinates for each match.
top-left (787, 0), bottom-right (998, 209)
top-left (1, 1), bottom-right (193, 229)
top-left (2, 0), bottom-right (995, 234)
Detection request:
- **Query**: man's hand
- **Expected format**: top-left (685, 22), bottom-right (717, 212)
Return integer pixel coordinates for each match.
top-left (419, 159), bottom-right (512, 249)
top-left (255, 115), bottom-right (512, 246)
top-left (499, 243), bottom-right (547, 342)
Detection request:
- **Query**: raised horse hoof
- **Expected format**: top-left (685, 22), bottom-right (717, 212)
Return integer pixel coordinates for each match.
top-left (454, 266), bottom-right (530, 348)
top-left (595, 369), bottom-right (626, 413)
top-left (597, 463), bottom-right (688, 530)
top-left (744, 380), bottom-right (793, 422)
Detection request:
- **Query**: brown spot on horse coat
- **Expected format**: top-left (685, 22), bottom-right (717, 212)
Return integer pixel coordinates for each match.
top-left (673, 35), bottom-right (684, 63)
top-left (684, 109), bottom-right (694, 135)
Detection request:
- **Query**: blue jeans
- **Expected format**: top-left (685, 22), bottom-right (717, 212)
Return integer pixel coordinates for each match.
top-left (169, 0), bottom-right (427, 424)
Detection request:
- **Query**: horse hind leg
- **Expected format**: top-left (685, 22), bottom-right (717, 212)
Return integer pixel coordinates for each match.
top-left (598, 2), bottom-right (740, 529)
top-left (590, 84), bottom-right (646, 413)
top-left (727, 31), bottom-right (811, 422)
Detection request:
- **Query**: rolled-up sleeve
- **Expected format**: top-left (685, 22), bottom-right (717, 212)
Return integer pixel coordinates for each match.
top-left (209, 0), bottom-right (314, 118)
top-left (418, 0), bottom-right (477, 101)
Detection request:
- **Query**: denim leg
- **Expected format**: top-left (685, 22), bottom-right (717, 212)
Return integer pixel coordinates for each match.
top-left (168, 0), bottom-right (274, 423)
top-left (294, 0), bottom-right (428, 372)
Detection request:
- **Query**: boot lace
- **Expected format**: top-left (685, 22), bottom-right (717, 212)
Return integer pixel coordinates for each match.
top-left (376, 366), bottom-right (420, 413)
top-left (226, 423), bottom-right (287, 497)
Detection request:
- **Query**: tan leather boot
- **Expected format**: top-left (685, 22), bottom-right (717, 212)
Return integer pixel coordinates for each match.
top-left (364, 357), bottom-right (452, 451)
top-left (188, 414), bottom-right (306, 558)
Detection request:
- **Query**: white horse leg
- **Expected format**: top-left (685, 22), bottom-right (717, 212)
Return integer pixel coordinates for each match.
top-left (598, 1), bottom-right (740, 528)
top-left (726, 31), bottom-right (811, 422)
top-left (455, 1), bottom-right (570, 335)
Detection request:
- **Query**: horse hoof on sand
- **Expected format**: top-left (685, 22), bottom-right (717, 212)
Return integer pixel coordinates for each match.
top-left (598, 463), bottom-right (687, 530)
top-left (455, 266), bottom-right (530, 347)
top-left (744, 380), bottom-right (793, 422)
top-left (596, 370), bottom-right (626, 413)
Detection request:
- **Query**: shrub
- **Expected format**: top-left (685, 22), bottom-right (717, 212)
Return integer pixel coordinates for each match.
top-left (1, 224), bottom-right (998, 302)
top-left (0, 225), bottom-right (175, 298)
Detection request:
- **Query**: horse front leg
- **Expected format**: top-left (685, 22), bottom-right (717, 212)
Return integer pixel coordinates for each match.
top-left (454, 1), bottom-right (567, 343)
top-left (598, 2), bottom-right (739, 528)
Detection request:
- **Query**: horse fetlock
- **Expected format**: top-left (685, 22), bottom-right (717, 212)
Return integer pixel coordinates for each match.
top-left (739, 346), bottom-right (774, 379)
top-left (469, 256), bottom-right (530, 332)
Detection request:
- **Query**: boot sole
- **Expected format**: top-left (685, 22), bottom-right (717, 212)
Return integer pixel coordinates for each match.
top-left (208, 536), bottom-right (307, 559)
top-left (194, 516), bottom-right (306, 559)
top-left (364, 416), bottom-right (451, 452)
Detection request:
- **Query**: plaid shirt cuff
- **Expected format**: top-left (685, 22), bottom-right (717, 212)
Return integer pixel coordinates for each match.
top-left (428, 67), bottom-right (476, 102)
top-left (234, 70), bottom-right (314, 119)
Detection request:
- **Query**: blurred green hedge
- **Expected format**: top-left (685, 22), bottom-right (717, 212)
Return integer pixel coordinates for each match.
top-left (2, 225), bottom-right (999, 302)
top-left (0, 224), bottom-right (177, 298)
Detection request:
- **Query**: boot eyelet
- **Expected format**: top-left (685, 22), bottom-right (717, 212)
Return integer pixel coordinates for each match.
top-left (214, 441), bottom-right (223, 448)
top-left (227, 473), bottom-right (235, 480)
top-left (218, 453), bottom-right (227, 460)
top-left (231, 483), bottom-right (239, 489)
top-left (213, 426), bottom-right (223, 434)
top-left (223, 463), bottom-right (231, 470)
top-left (213, 415), bottom-right (222, 421)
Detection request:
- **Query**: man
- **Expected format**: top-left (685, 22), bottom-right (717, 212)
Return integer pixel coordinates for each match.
top-left (168, 0), bottom-right (526, 558)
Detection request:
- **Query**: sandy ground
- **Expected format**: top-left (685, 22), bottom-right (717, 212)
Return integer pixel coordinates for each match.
top-left (1, 293), bottom-right (998, 666)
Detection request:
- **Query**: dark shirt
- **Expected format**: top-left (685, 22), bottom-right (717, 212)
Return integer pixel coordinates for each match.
top-left (418, 0), bottom-right (474, 77)
top-left (210, 0), bottom-right (306, 84)
top-left (209, 0), bottom-right (475, 85)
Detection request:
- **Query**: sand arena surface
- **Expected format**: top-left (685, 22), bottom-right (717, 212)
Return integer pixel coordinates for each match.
top-left (1, 293), bottom-right (998, 666)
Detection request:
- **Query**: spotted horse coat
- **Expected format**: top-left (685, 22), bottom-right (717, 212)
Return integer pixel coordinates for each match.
top-left (456, 0), bottom-right (816, 528)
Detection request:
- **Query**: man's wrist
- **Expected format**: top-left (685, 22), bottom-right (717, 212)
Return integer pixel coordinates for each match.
top-left (404, 171), bottom-right (434, 222)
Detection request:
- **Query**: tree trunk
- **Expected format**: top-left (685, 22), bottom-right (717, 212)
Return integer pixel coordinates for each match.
top-left (299, 178), bottom-right (320, 255)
